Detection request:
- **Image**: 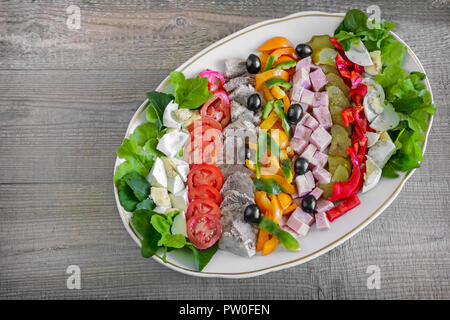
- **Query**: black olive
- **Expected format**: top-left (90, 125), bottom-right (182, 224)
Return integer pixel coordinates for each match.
top-left (302, 194), bottom-right (317, 213)
top-left (287, 103), bottom-right (303, 124)
top-left (246, 54), bottom-right (261, 74)
top-left (294, 157), bottom-right (309, 175)
top-left (247, 93), bottom-right (261, 111)
top-left (244, 204), bottom-right (261, 223)
top-left (295, 44), bottom-right (313, 58)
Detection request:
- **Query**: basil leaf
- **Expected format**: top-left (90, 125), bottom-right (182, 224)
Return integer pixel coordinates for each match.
top-left (123, 171), bottom-right (150, 202)
top-left (117, 180), bottom-right (140, 212)
top-left (187, 242), bottom-right (219, 272)
top-left (136, 198), bottom-right (155, 211)
top-left (131, 210), bottom-right (161, 258)
top-left (146, 91), bottom-right (174, 128)
top-left (257, 216), bottom-right (300, 251)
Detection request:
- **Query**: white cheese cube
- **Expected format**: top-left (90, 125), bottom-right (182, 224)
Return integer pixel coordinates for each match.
top-left (147, 157), bottom-right (167, 188)
top-left (150, 187), bottom-right (171, 208)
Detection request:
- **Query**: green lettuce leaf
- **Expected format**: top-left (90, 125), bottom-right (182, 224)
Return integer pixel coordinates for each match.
top-left (169, 71), bottom-right (212, 109)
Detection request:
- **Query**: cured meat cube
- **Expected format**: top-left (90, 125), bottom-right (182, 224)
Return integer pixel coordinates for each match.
top-left (312, 106), bottom-right (333, 129)
top-left (312, 92), bottom-right (329, 109)
top-left (315, 212), bottom-right (331, 230)
top-left (300, 144), bottom-right (317, 162)
top-left (310, 68), bottom-right (328, 92)
top-left (299, 112), bottom-right (320, 130)
top-left (294, 124), bottom-right (312, 141)
top-left (312, 166), bottom-right (332, 184)
top-left (310, 187), bottom-right (324, 200)
top-left (289, 137), bottom-right (308, 155)
top-left (316, 199), bottom-right (335, 213)
top-left (300, 88), bottom-right (315, 105)
top-left (310, 126), bottom-right (332, 152)
top-left (309, 151), bottom-right (328, 169)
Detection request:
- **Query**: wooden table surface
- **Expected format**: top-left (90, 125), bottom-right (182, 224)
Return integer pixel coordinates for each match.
top-left (1, 0), bottom-right (449, 300)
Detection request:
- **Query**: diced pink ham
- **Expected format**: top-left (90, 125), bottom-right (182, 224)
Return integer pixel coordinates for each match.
top-left (305, 171), bottom-right (315, 190)
top-left (310, 68), bottom-right (328, 92)
top-left (312, 92), bottom-right (329, 108)
top-left (299, 112), bottom-right (320, 130)
top-left (287, 213), bottom-right (310, 236)
top-left (312, 166), bottom-right (332, 184)
top-left (282, 225), bottom-right (300, 238)
top-left (289, 137), bottom-right (308, 154)
top-left (310, 126), bottom-right (332, 152)
top-left (309, 151), bottom-right (328, 169)
top-left (312, 107), bottom-right (333, 129)
top-left (291, 207), bottom-right (315, 226)
top-left (295, 174), bottom-right (313, 197)
top-left (300, 144), bottom-right (317, 162)
top-left (296, 57), bottom-right (311, 72)
top-left (300, 88), bottom-right (315, 105)
top-left (294, 124), bottom-right (312, 141)
top-left (310, 187), bottom-right (323, 200)
top-left (315, 212), bottom-right (331, 230)
top-left (300, 103), bottom-right (310, 113)
top-left (310, 63), bottom-right (320, 71)
top-left (293, 68), bottom-right (311, 90)
top-left (290, 85), bottom-right (303, 102)
top-left (316, 199), bottom-right (335, 213)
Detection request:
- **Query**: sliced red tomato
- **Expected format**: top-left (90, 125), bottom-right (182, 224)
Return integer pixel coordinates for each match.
top-left (184, 131), bottom-right (222, 165)
top-left (187, 164), bottom-right (223, 191)
top-left (187, 213), bottom-right (222, 249)
top-left (187, 118), bottom-right (222, 133)
top-left (200, 90), bottom-right (231, 127)
top-left (186, 198), bottom-right (221, 221)
top-left (188, 185), bottom-right (222, 205)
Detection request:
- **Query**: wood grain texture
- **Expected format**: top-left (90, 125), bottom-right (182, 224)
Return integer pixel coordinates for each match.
top-left (0, 0), bottom-right (449, 299)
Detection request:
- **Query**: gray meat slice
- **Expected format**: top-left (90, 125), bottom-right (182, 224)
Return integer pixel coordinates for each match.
top-left (220, 171), bottom-right (255, 199)
top-left (220, 190), bottom-right (254, 209)
top-left (219, 203), bottom-right (258, 258)
top-left (224, 58), bottom-right (247, 79)
top-left (223, 76), bottom-right (255, 93)
top-left (217, 164), bottom-right (253, 180)
top-left (230, 100), bottom-right (262, 125)
top-left (229, 84), bottom-right (257, 106)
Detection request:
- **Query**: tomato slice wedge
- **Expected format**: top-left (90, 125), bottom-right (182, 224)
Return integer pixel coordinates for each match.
top-left (187, 164), bottom-right (223, 190)
top-left (187, 213), bottom-right (222, 250)
top-left (188, 185), bottom-right (222, 205)
top-left (201, 90), bottom-right (231, 127)
top-left (186, 198), bottom-right (221, 221)
top-left (187, 118), bottom-right (222, 133)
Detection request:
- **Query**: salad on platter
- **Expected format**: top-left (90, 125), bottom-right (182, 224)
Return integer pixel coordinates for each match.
top-left (114, 9), bottom-right (434, 271)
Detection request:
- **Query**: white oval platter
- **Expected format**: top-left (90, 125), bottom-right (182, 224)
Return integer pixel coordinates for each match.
top-left (113, 11), bottom-right (434, 278)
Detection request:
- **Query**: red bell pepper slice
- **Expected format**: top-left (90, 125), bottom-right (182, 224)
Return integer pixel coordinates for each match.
top-left (329, 147), bottom-right (361, 201)
top-left (350, 70), bottom-right (362, 89)
top-left (326, 195), bottom-right (361, 222)
top-left (329, 36), bottom-right (344, 52)
top-left (341, 107), bottom-right (354, 127)
top-left (335, 53), bottom-right (352, 79)
top-left (349, 83), bottom-right (368, 105)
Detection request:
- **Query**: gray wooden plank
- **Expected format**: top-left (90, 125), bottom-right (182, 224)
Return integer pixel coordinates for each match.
top-left (0, 0), bottom-right (449, 299)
